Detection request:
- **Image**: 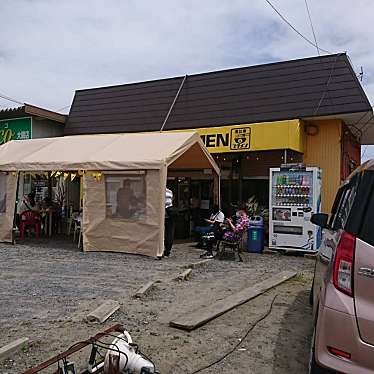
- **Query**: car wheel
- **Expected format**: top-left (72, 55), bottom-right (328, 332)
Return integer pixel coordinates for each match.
top-left (309, 326), bottom-right (330, 374)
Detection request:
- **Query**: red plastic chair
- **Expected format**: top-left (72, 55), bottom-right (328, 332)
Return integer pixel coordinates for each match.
top-left (20, 210), bottom-right (41, 239)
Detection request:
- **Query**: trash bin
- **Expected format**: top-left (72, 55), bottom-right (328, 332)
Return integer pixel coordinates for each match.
top-left (247, 216), bottom-right (264, 253)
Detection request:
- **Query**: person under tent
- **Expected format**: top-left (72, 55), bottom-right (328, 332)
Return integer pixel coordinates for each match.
top-left (16, 192), bottom-right (39, 229)
top-left (163, 188), bottom-right (178, 257)
top-left (193, 204), bottom-right (225, 247)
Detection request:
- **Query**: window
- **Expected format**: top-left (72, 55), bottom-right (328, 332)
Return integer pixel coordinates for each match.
top-left (105, 173), bottom-right (146, 220)
top-left (360, 200), bottom-right (374, 246)
top-left (0, 174), bottom-right (6, 213)
top-left (358, 172), bottom-right (374, 246)
top-left (330, 177), bottom-right (359, 231)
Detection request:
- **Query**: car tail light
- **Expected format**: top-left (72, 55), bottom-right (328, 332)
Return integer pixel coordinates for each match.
top-left (328, 346), bottom-right (352, 360)
top-left (333, 231), bottom-right (356, 297)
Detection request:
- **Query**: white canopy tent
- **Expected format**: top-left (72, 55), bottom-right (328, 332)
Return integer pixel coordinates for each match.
top-left (0, 131), bottom-right (220, 257)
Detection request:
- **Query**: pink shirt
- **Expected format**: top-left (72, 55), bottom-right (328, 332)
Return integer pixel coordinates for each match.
top-left (223, 212), bottom-right (249, 242)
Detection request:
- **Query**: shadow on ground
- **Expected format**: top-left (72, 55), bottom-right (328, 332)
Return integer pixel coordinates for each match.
top-left (272, 289), bottom-right (314, 373)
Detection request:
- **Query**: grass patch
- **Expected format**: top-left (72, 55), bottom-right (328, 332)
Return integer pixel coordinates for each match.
top-left (20, 342), bottom-right (29, 353)
top-left (293, 271), bottom-right (313, 285)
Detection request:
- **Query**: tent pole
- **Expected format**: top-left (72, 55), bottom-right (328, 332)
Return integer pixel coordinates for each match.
top-left (13, 172), bottom-right (21, 244)
top-left (48, 171), bottom-right (52, 200)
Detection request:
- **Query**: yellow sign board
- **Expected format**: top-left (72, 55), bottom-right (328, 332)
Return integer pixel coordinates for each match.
top-left (170, 119), bottom-right (304, 153)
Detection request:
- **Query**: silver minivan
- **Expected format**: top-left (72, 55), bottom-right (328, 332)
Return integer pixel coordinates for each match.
top-left (309, 160), bottom-right (374, 373)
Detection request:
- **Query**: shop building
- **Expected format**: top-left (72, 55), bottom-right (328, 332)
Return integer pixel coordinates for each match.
top-left (0, 104), bottom-right (66, 203)
top-left (64, 53), bottom-right (373, 235)
top-left (0, 104), bottom-right (65, 141)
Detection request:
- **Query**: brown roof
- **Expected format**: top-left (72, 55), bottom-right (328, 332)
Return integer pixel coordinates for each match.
top-left (65, 53), bottom-right (372, 135)
top-left (0, 104), bottom-right (66, 123)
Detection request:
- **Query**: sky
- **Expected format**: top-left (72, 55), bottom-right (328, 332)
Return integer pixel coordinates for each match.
top-left (1, 0), bottom-right (374, 158)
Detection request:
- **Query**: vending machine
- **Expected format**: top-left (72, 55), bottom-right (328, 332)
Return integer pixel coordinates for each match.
top-left (269, 165), bottom-right (322, 252)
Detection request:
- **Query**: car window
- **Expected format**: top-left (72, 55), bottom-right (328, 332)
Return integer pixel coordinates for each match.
top-left (328, 187), bottom-right (344, 227)
top-left (330, 177), bottom-right (358, 231)
top-left (358, 173), bottom-right (374, 246)
top-left (360, 202), bottom-right (374, 246)
top-left (329, 188), bottom-right (347, 229)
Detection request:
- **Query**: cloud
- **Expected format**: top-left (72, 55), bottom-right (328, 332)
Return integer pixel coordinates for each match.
top-left (0, 0), bottom-right (373, 122)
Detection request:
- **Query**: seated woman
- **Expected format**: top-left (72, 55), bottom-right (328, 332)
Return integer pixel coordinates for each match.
top-left (18, 192), bottom-right (39, 214)
top-left (16, 192), bottom-right (39, 229)
top-left (221, 203), bottom-right (249, 243)
top-left (201, 203), bottom-right (249, 259)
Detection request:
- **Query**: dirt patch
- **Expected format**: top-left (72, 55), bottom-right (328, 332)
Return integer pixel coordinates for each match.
top-left (0, 240), bottom-right (314, 373)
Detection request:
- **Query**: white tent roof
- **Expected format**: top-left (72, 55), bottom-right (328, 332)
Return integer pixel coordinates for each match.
top-left (0, 131), bottom-right (219, 173)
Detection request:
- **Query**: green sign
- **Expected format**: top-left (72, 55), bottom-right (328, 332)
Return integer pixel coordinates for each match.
top-left (0, 117), bottom-right (32, 145)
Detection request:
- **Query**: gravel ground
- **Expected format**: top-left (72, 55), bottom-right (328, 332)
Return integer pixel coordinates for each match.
top-left (0, 238), bottom-right (315, 373)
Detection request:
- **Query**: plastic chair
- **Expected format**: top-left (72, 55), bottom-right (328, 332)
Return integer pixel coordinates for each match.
top-left (20, 211), bottom-right (41, 239)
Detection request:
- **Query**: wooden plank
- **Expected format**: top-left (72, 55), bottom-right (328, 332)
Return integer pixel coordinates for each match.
top-left (170, 271), bottom-right (296, 330)
top-left (133, 280), bottom-right (160, 298)
top-left (86, 300), bottom-right (120, 323)
top-left (0, 338), bottom-right (30, 361)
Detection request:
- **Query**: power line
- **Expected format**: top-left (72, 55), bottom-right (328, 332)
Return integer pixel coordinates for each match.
top-left (264, 0), bottom-right (331, 54)
top-left (0, 91), bottom-right (24, 106)
top-left (303, 0), bottom-right (336, 111)
top-left (304, 0), bottom-right (319, 56)
top-left (190, 294), bottom-right (278, 374)
top-left (354, 111), bottom-right (371, 128)
top-left (348, 110), bottom-right (374, 144)
top-left (359, 112), bottom-right (374, 135)
top-left (361, 145), bottom-right (369, 160)
top-left (313, 53), bottom-right (341, 116)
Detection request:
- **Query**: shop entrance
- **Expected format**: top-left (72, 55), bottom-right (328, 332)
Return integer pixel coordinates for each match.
top-left (167, 176), bottom-right (214, 240)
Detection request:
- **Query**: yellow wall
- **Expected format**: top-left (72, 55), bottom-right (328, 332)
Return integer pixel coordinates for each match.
top-left (166, 118), bottom-right (342, 214)
top-left (303, 119), bottom-right (342, 214)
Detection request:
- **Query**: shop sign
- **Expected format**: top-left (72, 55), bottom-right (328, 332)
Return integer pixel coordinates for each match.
top-left (171, 119), bottom-right (303, 153)
top-left (0, 117), bottom-right (32, 145)
top-left (199, 126), bottom-right (251, 151)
